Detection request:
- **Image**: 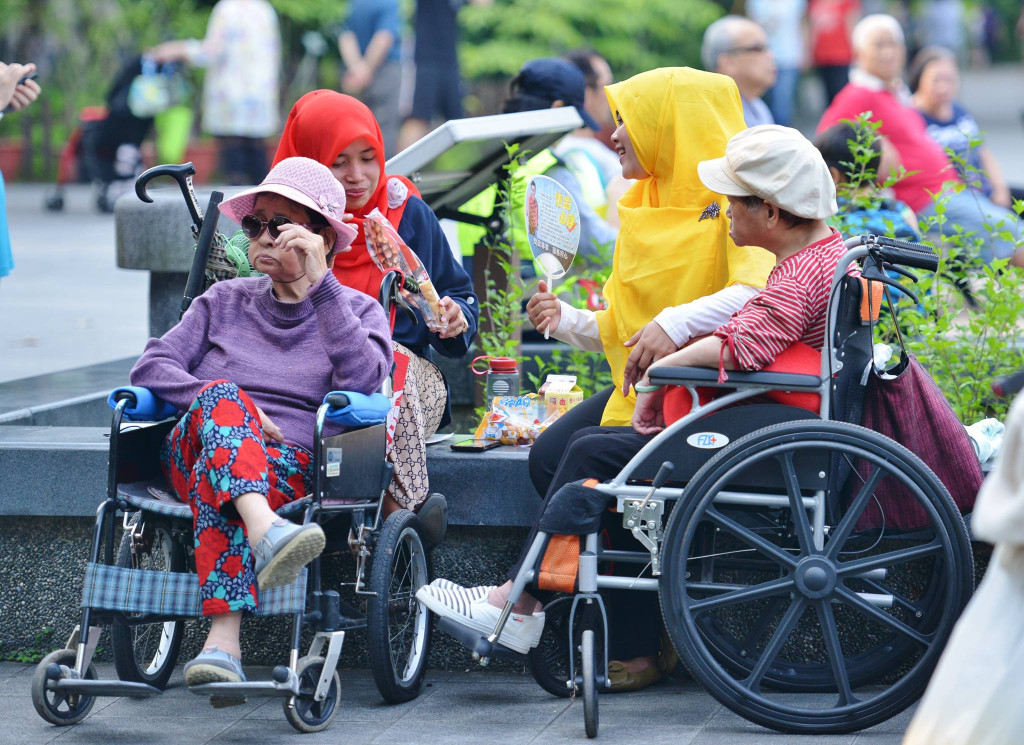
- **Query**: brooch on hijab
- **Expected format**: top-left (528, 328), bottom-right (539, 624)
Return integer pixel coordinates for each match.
top-left (699, 202), bottom-right (721, 221)
top-left (387, 178), bottom-right (409, 209)
top-left (316, 194), bottom-right (340, 217)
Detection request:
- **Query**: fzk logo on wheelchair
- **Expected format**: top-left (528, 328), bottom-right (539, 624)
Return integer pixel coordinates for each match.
top-left (686, 432), bottom-right (730, 449)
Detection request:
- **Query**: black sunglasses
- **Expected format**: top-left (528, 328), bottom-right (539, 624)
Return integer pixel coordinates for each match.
top-left (240, 214), bottom-right (321, 241)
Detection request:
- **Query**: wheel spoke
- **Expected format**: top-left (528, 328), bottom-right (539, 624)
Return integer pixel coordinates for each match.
top-left (826, 467), bottom-right (885, 559)
top-left (837, 541), bottom-right (943, 577)
top-left (778, 452), bottom-right (813, 554)
top-left (859, 577), bottom-right (925, 617)
top-left (835, 586), bottom-right (932, 646)
top-left (705, 508), bottom-right (799, 569)
top-left (689, 575), bottom-right (795, 613)
top-left (814, 599), bottom-right (857, 705)
top-left (742, 596), bottom-right (807, 691)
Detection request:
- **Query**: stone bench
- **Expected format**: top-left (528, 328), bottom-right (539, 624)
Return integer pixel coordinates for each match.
top-left (0, 425), bottom-right (537, 526)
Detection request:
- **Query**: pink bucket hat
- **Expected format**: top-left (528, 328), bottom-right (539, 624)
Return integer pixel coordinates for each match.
top-left (219, 157), bottom-right (359, 255)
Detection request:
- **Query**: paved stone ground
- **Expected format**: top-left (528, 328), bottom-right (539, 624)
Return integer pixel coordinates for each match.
top-left (1, 662), bottom-right (913, 745)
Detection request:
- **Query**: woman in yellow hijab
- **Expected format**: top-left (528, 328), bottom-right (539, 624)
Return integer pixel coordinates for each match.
top-left (417, 68), bottom-right (773, 691)
top-left (527, 67), bottom-right (772, 494)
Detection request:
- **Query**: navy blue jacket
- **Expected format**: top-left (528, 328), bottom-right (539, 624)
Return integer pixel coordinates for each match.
top-left (394, 196), bottom-right (479, 359)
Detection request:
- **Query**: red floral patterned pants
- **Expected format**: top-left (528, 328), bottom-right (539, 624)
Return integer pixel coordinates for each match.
top-left (160, 380), bottom-right (313, 615)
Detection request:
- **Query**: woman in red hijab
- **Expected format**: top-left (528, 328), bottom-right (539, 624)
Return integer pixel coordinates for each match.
top-left (274, 91), bottom-right (479, 527)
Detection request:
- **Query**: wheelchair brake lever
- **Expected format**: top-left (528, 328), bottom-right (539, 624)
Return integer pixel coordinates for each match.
top-left (880, 263), bottom-right (919, 283)
top-left (862, 261), bottom-right (921, 305)
top-left (135, 162), bottom-right (204, 230)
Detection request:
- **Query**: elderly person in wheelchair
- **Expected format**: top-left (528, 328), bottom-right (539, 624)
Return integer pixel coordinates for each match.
top-left (129, 156), bottom-right (392, 687)
top-left (420, 124), bottom-right (973, 738)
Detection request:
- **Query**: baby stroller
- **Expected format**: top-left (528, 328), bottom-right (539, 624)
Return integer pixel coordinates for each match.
top-left (438, 235), bottom-right (975, 737)
top-left (30, 164), bottom-right (438, 733)
top-left (45, 56), bottom-right (187, 213)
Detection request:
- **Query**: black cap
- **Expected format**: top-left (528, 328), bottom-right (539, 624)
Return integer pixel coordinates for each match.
top-left (516, 57), bottom-right (600, 130)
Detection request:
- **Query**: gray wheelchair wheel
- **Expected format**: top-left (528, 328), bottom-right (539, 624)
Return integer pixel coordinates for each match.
top-left (367, 509), bottom-right (432, 703)
top-left (31, 649), bottom-right (96, 726)
top-left (659, 420), bottom-right (973, 734)
top-left (111, 514), bottom-right (186, 689)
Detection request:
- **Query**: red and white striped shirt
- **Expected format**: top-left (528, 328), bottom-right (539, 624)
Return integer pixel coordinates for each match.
top-left (714, 229), bottom-right (847, 380)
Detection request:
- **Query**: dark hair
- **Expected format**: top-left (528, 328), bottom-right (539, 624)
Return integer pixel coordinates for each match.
top-left (564, 48), bottom-right (601, 89)
top-left (502, 72), bottom-right (556, 114)
top-left (908, 45), bottom-right (956, 93)
top-left (735, 195), bottom-right (814, 229)
top-left (814, 122), bottom-right (881, 180)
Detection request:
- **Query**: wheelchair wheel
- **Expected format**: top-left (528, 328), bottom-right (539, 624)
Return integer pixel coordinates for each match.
top-left (284, 655), bottom-right (340, 733)
top-left (528, 596), bottom-right (606, 699)
top-left (366, 509), bottom-right (432, 703)
top-left (581, 629), bottom-right (599, 739)
top-left (659, 420), bottom-right (973, 734)
top-left (111, 514), bottom-right (186, 689)
top-left (31, 649), bottom-right (96, 725)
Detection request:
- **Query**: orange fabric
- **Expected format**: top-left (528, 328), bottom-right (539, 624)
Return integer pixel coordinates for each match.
top-left (663, 342), bottom-right (822, 425)
top-left (860, 277), bottom-right (883, 323)
top-left (537, 534), bottom-right (580, 593)
top-left (273, 90), bottom-right (420, 299)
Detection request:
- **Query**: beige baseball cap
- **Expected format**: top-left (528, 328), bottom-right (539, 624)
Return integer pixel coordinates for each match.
top-left (697, 125), bottom-right (838, 220)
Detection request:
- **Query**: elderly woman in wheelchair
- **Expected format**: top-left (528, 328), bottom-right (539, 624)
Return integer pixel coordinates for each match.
top-left (419, 126), bottom-right (974, 737)
top-left (32, 158), bottom-right (439, 733)
top-left (128, 157), bottom-right (391, 686)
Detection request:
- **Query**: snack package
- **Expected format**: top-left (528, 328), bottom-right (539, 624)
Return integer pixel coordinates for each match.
top-left (473, 393), bottom-right (568, 446)
top-left (364, 208), bottom-right (446, 331)
top-left (537, 374), bottom-right (584, 410)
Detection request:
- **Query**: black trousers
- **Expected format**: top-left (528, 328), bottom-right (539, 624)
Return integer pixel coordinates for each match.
top-left (217, 136), bottom-right (269, 186)
top-left (513, 387), bottom-right (663, 659)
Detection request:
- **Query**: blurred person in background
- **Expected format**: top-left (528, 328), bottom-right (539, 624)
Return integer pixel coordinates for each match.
top-left (916, 0), bottom-right (965, 61)
top-left (818, 14), bottom-right (1024, 268)
top-left (0, 61), bottom-right (41, 287)
top-left (338, 0), bottom-right (403, 156)
top-left (150, 0), bottom-right (281, 185)
top-left (560, 49), bottom-right (629, 229)
top-left (910, 46), bottom-right (1020, 208)
top-left (701, 15), bottom-right (777, 127)
top-left (807, 0), bottom-right (861, 104)
top-left (746, 0), bottom-right (806, 126)
top-left (397, 0), bottom-right (491, 150)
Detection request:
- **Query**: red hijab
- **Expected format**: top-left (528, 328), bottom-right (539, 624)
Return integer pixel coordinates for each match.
top-left (273, 90), bottom-right (420, 298)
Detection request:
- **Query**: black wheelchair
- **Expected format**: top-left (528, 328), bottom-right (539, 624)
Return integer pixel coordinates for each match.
top-left (30, 165), bottom-right (437, 733)
top-left (438, 235), bottom-right (975, 737)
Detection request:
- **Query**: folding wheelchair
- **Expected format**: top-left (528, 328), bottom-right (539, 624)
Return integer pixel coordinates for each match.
top-left (438, 235), bottom-right (975, 737)
top-left (30, 166), bottom-right (437, 733)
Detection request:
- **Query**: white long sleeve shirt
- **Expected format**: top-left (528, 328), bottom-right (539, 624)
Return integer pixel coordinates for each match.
top-left (550, 283), bottom-right (759, 353)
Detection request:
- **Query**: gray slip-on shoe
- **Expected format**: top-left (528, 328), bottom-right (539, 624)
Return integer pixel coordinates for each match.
top-left (252, 519), bottom-right (325, 590)
top-left (184, 646), bottom-right (245, 686)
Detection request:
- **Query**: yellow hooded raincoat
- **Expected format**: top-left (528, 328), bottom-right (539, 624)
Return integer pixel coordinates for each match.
top-left (596, 68), bottom-right (774, 425)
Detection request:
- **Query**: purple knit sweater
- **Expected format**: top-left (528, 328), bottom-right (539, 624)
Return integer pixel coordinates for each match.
top-left (130, 273), bottom-right (393, 452)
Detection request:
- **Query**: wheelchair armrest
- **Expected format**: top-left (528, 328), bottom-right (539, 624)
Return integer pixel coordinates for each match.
top-left (647, 366), bottom-right (823, 391)
top-left (323, 390), bottom-right (391, 427)
top-left (107, 386), bottom-right (178, 421)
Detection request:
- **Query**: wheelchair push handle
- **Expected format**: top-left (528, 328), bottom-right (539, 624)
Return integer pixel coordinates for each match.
top-left (871, 236), bottom-right (940, 272)
top-left (135, 162), bottom-right (204, 230)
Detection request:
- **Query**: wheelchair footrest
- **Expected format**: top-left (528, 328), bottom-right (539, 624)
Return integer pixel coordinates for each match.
top-left (52, 679), bottom-right (161, 698)
top-left (188, 680), bottom-right (297, 699)
top-left (436, 616), bottom-right (525, 662)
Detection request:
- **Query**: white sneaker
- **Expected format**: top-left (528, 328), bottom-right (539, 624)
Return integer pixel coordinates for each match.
top-left (416, 581), bottom-right (545, 655)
